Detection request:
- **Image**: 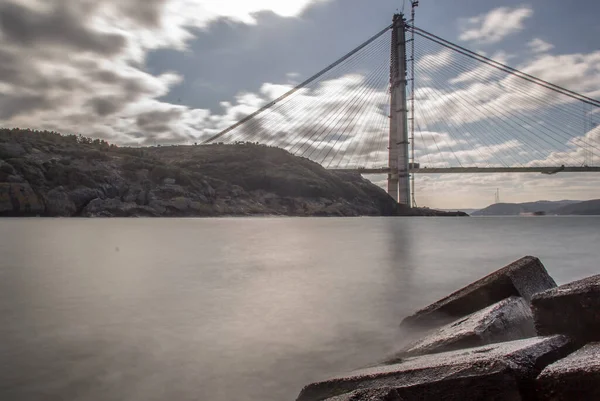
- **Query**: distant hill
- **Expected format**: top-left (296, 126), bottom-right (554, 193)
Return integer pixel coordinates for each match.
top-left (472, 200), bottom-right (580, 216)
top-left (553, 199), bottom-right (600, 215)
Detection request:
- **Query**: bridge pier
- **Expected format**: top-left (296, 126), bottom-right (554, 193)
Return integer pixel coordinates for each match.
top-left (388, 14), bottom-right (411, 205)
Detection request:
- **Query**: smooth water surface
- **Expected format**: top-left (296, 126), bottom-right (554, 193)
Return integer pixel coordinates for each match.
top-left (1, 217), bottom-right (599, 401)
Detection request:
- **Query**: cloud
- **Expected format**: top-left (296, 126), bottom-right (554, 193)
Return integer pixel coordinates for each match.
top-left (459, 5), bottom-right (533, 44)
top-left (418, 49), bottom-right (454, 70)
top-left (527, 38), bottom-right (554, 53)
top-left (0, 0), bottom-right (330, 145)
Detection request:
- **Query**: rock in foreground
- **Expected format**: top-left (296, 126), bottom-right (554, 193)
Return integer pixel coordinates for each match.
top-left (536, 342), bottom-right (600, 400)
top-left (297, 257), bottom-right (600, 400)
top-left (400, 256), bottom-right (556, 332)
top-left (297, 336), bottom-right (572, 401)
top-left (532, 274), bottom-right (600, 342)
top-left (388, 296), bottom-right (536, 359)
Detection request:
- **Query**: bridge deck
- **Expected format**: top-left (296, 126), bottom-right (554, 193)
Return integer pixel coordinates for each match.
top-left (331, 167), bottom-right (600, 174)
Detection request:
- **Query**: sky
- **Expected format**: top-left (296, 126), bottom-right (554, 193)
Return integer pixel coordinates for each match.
top-left (0, 0), bottom-right (599, 208)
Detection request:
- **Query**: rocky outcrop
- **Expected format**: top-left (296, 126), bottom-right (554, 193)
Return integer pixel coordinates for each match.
top-left (297, 257), bottom-right (600, 401)
top-left (1, 128), bottom-right (454, 217)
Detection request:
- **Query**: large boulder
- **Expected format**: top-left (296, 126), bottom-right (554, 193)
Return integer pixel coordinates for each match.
top-left (297, 336), bottom-right (572, 401)
top-left (389, 296), bottom-right (536, 359)
top-left (400, 256), bottom-right (556, 332)
top-left (536, 342), bottom-right (600, 400)
top-left (531, 274), bottom-right (600, 342)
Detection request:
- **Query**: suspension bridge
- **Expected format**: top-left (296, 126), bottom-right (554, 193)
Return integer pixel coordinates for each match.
top-left (202, 5), bottom-right (600, 207)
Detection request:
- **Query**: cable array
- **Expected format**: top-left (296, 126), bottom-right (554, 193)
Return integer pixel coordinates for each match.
top-left (202, 25), bottom-right (392, 169)
top-left (204, 20), bottom-right (600, 171)
top-left (412, 28), bottom-right (600, 168)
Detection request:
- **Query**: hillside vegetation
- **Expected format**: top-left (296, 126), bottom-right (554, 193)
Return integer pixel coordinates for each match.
top-left (0, 128), bottom-right (423, 217)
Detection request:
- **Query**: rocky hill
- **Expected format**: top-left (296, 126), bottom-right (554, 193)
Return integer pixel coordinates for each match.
top-left (553, 199), bottom-right (600, 215)
top-left (0, 128), bottom-right (460, 217)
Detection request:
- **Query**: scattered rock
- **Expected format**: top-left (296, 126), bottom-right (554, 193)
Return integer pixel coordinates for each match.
top-left (389, 296), bottom-right (536, 359)
top-left (536, 342), bottom-right (600, 401)
top-left (400, 256), bottom-right (556, 332)
top-left (532, 274), bottom-right (600, 342)
top-left (297, 336), bottom-right (572, 401)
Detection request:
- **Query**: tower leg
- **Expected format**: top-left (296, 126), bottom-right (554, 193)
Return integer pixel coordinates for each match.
top-left (387, 173), bottom-right (399, 202)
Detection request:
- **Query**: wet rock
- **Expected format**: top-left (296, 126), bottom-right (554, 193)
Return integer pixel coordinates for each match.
top-left (532, 274), bottom-right (600, 342)
top-left (389, 296), bottom-right (536, 359)
top-left (536, 342), bottom-right (600, 400)
top-left (400, 256), bottom-right (556, 332)
top-left (296, 336), bottom-right (572, 401)
top-left (0, 182), bottom-right (44, 215)
top-left (325, 388), bottom-right (404, 400)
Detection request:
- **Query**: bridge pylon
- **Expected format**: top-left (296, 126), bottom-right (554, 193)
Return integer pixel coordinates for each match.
top-left (388, 13), bottom-right (411, 206)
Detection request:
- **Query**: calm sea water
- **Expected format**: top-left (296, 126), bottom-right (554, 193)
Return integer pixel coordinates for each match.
top-left (0, 217), bottom-right (599, 401)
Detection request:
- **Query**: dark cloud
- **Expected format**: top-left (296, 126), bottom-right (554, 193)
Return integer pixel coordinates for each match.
top-left (87, 97), bottom-right (123, 116)
top-left (136, 108), bottom-right (183, 133)
top-left (117, 0), bottom-right (168, 27)
top-left (0, 1), bottom-right (126, 55)
top-left (0, 94), bottom-right (51, 119)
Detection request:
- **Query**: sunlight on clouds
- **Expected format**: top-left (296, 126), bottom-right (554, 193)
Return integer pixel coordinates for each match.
top-left (459, 5), bottom-right (533, 44)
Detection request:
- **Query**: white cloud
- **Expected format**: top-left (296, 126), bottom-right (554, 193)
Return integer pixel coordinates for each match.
top-left (527, 38), bottom-right (554, 53)
top-left (418, 49), bottom-right (454, 70)
top-left (459, 5), bottom-right (533, 44)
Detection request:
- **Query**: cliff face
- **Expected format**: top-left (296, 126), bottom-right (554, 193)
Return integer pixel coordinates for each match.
top-left (0, 129), bottom-right (409, 217)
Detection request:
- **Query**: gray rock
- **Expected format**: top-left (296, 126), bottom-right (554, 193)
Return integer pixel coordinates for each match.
top-left (296, 336), bottom-right (572, 401)
top-left (536, 342), bottom-right (600, 400)
top-left (532, 274), bottom-right (600, 342)
top-left (389, 296), bottom-right (536, 359)
top-left (44, 187), bottom-right (77, 216)
top-left (400, 256), bottom-right (556, 332)
top-left (163, 177), bottom-right (176, 185)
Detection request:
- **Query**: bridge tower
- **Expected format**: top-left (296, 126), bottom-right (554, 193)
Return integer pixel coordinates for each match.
top-left (388, 13), bottom-right (411, 205)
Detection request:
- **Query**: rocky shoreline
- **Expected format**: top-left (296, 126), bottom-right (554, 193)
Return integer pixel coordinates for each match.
top-left (0, 129), bottom-right (467, 217)
top-left (297, 256), bottom-right (600, 400)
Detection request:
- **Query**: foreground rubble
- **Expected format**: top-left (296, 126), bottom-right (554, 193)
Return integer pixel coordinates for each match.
top-left (296, 256), bottom-right (600, 401)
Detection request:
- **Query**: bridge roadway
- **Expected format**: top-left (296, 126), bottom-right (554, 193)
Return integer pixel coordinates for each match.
top-left (330, 167), bottom-right (600, 174)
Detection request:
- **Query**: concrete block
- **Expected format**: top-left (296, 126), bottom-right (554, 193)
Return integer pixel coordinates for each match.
top-left (536, 342), bottom-right (600, 400)
top-left (325, 388), bottom-right (404, 400)
top-left (389, 296), bottom-right (535, 359)
top-left (400, 256), bottom-right (556, 332)
top-left (532, 274), bottom-right (600, 342)
top-left (296, 336), bottom-right (572, 401)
